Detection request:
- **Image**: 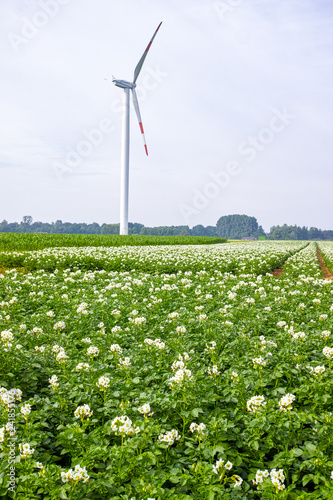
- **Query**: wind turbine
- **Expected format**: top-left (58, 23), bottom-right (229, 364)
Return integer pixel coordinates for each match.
top-left (112, 22), bottom-right (162, 235)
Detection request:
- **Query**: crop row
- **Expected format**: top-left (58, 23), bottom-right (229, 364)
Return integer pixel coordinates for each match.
top-left (281, 242), bottom-right (323, 279)
top-left (0, 241), bottom-right (305, 274)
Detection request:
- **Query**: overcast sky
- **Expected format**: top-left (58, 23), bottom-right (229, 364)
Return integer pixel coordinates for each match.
top-left (1, 0), bottom-right (332, 232)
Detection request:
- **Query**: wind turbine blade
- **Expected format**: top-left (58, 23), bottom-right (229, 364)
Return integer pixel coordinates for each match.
top-left (132, 87), bottom-right (148, 156)
top-left (133, 22), bottom-right (162, 84)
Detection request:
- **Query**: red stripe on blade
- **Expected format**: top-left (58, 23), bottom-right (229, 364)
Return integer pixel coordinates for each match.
top-left (139, 122), bottom-right (144, 134)
top-left (145, 41), bottom-right (152, 52)
top-left (145, 145), bottom-right (148, 156)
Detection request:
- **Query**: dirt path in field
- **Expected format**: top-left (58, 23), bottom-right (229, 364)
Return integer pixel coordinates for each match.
top-left (317, 246), bottom-right (333, 280)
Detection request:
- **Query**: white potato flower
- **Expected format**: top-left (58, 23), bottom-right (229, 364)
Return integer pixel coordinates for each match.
top-left (61, 465), bottom-right (89, 483)
top-left (53, 321), bottom-right (65, 331)
top-left (19, 443), bottom-right (34, 458)
top-left (20, 403), bottom-right (31, 416)
top-left (96, 376), bottom-right (110, 391)
top-left (111, 415), bottom-right (140, 436)
top-left (158, 429), bottom-right (180, 446)
top-left (76, 363), bottom-right (90, 371)
top-left (138, 403), bottom-right (153, 417)
top-left (87, 346), bottom-right (99, 358)
top-left (278, 394), bottom-right (295, 412)
top-left (247, 396), bottom-right (266, 413)
top-left (74, 404), bottom-right (93, 420)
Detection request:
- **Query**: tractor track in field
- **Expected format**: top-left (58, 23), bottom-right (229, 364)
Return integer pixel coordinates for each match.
top-left (317, 246), bottom-right (333, 280)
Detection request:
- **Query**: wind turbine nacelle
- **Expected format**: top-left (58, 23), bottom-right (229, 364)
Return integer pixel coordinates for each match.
top-left (112, 79), bottom-right (133, 89)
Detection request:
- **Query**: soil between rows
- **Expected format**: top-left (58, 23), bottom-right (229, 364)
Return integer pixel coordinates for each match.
top-left (271, 267), bottom-right (284, 277)
top-left (317, 246), bottom-right (333, 280)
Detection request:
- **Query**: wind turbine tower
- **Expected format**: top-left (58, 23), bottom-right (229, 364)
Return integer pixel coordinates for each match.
top-left (112, 22), bottom-right (162, 235)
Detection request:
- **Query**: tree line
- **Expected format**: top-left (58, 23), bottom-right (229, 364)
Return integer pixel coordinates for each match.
top-left (216, 215), bottom-right (333, 240)
top-left (0, 215), bottom-right (332, 240)
top-left (267, 224), bottom-right (333, 241)
top-left (0, 218), bottom-right (217, 237)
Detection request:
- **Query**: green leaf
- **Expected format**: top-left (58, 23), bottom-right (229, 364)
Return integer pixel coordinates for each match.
top-left (212, 444), bottom-right (225, 454)
top-left (252, 441), bottom-right (259, 451)
top-left (291, 448), bottom-right (303, 457)
top-left (302, 474), bottom-right (313, 486)
top-left (191, 408), bottom-right (203, 417)
top-left (59, 488), bottom-right (68, 499)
